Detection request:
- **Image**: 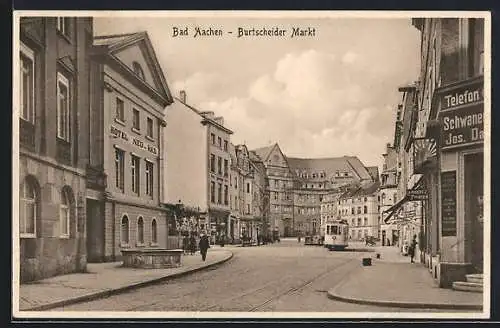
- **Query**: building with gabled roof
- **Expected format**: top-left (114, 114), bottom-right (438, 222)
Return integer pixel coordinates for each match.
top-left (87, 31), bottom-right (173, 262)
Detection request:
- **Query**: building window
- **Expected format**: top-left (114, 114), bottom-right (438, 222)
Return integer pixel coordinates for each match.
top-left (145, 160), bottom-right (154, 196)
top-left (115, 148), bottom-right (125, 192)
top-left (394, 193), bottom-right (397, 203)
top-left (234, 176), bottom-right (238, 188)
top-left (210, 181), bottom-right (215, 203)
top-left (224, 140), bottom-right (228, 151)
top-left (56, 72), bottom-right (70, 141)
top-left (151, 219), bottom-right (157, 244)
top-left (121, 215), bottom-right (129, 245)
top-left (147, 117), bottom-right (154, 138)
top-left (217, 156), bottom-right (222, 175)
top-left (218, 137), bottom-right (222, 148)
top-left (224, 185), bottom-right (229, 205)
top-left (137, 217), bottom-right (144, 245)
top-left (59, 188), bottom-right (72, 237)
top-left (351, 207), bottom-right (354, 215)
top-left (211, 133), bottom-right (215, 145)
top-left (56, 17), bottom-right (70, 37)
top-left (364, 206), bottom-right (368, 214)
top-left (210, 154), bottom-right (215, 173)
top-left (115, 98), bottom-right (124, 122)
top-left (132, 61), bottom-right (145, 80)
top-left (246, 204), bottom-right (250, 215)
top-left (224, 159), bottom-right (228, 177)
top-left (20, 177), bottom-right (37, 237)
top-left (364, 218), bottom-right (368, 226)
top-left (132, 108), bottom-right (140, 130)
top-left (274, 180), bottom-right (279, 188)
top-left (131, 155), bottom-right (140, 195)
top-left (20, 43), bottom-right (35, 124)
top-left (357, 218), bottom-right (361, 226)
top-left (351, 219), bottom-right (355, 226)
top-left (246, 183), bottom-right (250, 193)
top-left (217, 183), bottom-right (222, 204)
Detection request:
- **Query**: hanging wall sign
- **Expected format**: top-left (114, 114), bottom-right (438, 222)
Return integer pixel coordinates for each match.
top-left (441, 171), bottom-right (457, 237)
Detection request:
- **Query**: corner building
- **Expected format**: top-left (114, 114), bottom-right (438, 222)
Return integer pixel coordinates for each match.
top-left (18, 17), bottom-right (93, 282)
top-left (86, 32), bottom-right (173, 262)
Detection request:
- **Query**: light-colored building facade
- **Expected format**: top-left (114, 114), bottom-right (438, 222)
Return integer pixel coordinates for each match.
top-left (379, 143), bottom-right (400, 246)
top-left (338, 182), bottom-right (380, 241)
top-left (18, 17), bottom-right (93, 282)
top-left (87, 32), bottom-right (173, 261)
top-left (164, 92), bottom-right (233, 245)
top-left (250, 143), bottom-right (377, 238)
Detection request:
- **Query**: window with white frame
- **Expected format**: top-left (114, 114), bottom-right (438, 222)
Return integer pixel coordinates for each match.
top-left (137, 217), bottom-right (144, 245)
top-left (147, 117), bottom-right (154, 138)
top-left (20, 177), bottom-right (37, 237)
top-left (115, 148), bottom-right (125, 192)
top-left (20, 43), bottom-right (35, 123)
top-left (56, 17), bottom-right (70, 37)
top-left (116, 97), bottom-right (124, 122)
top-left (132, 108), bottom-right (140, 130)
top-left (57, 72), bottom-right (70, 141)
top-left (131, 154), bottom-right (140, 195)
top-left (121, 215), bottom-right (129, 245)
top-left (60, 188), bottom-right (72, 237)
top-left (151, 219), bottom-right (158, 244)
top-left (145, 160), bottom-right (154, 197)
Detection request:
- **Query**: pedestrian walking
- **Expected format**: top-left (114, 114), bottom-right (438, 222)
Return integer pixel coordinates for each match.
top-left (199, 232), bottom-right (210, 261)
top-left (409, 234), bottom-right (418, 263)
top-left (189, 234), bottom-right (196, 255)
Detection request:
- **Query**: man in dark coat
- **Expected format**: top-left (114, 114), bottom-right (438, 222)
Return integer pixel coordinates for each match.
top-left (199, 233), bottom-right (210, 261)
top-left (409, 234), bottom-right (418, 263)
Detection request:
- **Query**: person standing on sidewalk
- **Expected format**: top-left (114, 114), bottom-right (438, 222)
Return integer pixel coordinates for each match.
top-left (199, 232), bottom-right (210, 261)
top-left (409, 234), bottom-right (418, 263)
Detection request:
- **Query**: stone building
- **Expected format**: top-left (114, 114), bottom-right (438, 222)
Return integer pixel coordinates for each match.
top-left (250, 143), bottom-right (377, 237)
top-left (383, 18), bottom-right (485, 289)
top-left (320, 192), bottom-right (342, 236)
top-left (412, 18), bottom-right (485, 288)
top-left (379, 143), bottom-right (400, 246)
top-left (86, 31), bottom-right (173, 262)
top-left (338, 182), bottom-right (381, 241)
top-left (18, 17), bottom-right (93, 282)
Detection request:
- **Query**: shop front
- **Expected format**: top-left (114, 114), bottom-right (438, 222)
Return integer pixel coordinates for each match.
top-left (430, 76), bottom-right (485, 287)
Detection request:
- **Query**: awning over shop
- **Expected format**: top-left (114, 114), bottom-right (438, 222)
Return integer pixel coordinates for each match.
top-left (382, 195), bottom-right (408, 224)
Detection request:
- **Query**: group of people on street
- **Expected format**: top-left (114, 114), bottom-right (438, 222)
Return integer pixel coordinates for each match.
top-left (182, 232), bottom-right (211, 262)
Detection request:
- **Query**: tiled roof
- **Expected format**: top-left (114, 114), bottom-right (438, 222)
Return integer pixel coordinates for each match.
top-left (251, 144), bottom-right (275, 162)
top-left (366, 166), bottom-right (380, 182)
top-left (249, 150), bottom-right (262, 162)
top-left (286, 156), bottom-right (372, 181)
top-left (340, 181), bottom-right (381, 199)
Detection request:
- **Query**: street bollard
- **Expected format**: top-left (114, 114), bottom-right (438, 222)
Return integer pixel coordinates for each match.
top-left (376, 253), bottom-right (381, 259)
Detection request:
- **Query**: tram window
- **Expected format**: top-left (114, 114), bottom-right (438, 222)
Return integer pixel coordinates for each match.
top-left (327, 226), bottom-right (330, 234)
top-left (332, 226), bottom-right (338, 235)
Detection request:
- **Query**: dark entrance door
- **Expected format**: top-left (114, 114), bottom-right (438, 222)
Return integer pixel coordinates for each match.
top-left (86, 199), bottom-right (104, 263)
top-left (464, 152), bottom-right (484, 273)
top-left (382, 230), bottom-right (386, 246)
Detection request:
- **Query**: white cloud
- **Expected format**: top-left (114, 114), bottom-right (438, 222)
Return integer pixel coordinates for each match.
top-left (173, 47), bottom-right (413, 166)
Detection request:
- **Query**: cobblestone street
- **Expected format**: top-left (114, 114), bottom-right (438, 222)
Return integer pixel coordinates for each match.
top-left (51, 240), bottom-right (473, 313)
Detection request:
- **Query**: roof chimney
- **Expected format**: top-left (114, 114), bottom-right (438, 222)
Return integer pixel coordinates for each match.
top-left (179, 90), bottom-right (186, 103)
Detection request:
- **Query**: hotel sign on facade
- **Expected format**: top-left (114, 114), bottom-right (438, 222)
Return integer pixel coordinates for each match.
top-left (437, 77), bottom-right (484, 152)
top-left (110, 125), bottom-right (159, 155)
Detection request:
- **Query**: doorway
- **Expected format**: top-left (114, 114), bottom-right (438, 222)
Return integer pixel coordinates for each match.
top-left (86, 199), bottom-right (104, 263)
top-left (464, 152), bottom-right (484, 273)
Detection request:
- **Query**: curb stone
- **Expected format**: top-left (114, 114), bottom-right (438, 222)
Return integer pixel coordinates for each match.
top-left (326, 270), bottom-right (483, 311)
top-left (23, 251), bottom-right (234, 312)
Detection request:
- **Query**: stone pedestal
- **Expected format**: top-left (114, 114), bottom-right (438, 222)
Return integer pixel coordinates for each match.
top-left (121, 248), bottom-right (183, 269)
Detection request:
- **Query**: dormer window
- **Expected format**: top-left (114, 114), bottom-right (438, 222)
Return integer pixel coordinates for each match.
top-left (132, 61), bottom-right (145, 80)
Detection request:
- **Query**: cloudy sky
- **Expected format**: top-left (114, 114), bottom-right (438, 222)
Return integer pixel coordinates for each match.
top-left (94, 14), bottom-right (421, 168)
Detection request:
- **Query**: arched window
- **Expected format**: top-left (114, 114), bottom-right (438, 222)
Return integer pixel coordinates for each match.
top-left (20, 177), bottom-right (38, 237)
top-left (132, 61), bottom-right (145, 80)
top-left (137, 217), bottom-right (144, 245)
top-left (121, 215), bottom-right (129, 245)
top-left (151, 219), bottom-right (158, 244)
top-left (60, 187), bottom-right (73, 237)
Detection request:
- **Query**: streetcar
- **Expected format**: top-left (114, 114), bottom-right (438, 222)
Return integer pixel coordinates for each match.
top-left (324, 219), bottom-right (349, 251)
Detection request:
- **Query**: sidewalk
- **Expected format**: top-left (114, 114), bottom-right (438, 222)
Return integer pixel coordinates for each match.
top-left (327, 250), bottom-right (483, 310)
top-left (18, 249), bottom-right (233, 312)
